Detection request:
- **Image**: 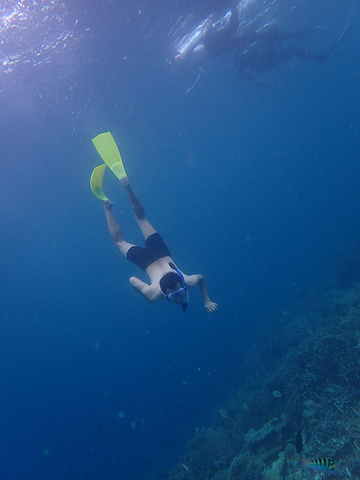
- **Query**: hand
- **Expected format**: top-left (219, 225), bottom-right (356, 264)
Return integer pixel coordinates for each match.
top-left (205, 300), bottom-right (218, 313)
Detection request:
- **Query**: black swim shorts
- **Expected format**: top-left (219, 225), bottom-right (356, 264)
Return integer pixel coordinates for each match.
top-left (126, 233), bottom-right (171, 271)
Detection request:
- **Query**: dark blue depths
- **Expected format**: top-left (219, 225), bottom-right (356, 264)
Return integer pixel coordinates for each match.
top-left (0, 0), bottom-right (359, 479)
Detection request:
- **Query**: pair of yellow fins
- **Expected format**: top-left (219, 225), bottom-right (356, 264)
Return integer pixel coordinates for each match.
top-left (90, 132), bottom-right (127, 202)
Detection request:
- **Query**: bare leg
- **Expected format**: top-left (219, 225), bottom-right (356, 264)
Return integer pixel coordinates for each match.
top-left (124, 183), bottom-right (145, 219)
top-left (102, 182), bottom-right (156, 249)
top-left (123, 183), bottom-right (157, 240)
top-left (103, 201), bottom-right (134, 256)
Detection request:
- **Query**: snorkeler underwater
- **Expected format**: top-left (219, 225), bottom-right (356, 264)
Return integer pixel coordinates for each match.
top-left (90, 132), bottom-right (218, 314)
top-left (169, 0), bottom-right (356, 86)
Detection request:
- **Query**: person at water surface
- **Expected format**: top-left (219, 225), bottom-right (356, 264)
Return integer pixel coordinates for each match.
top-left (172, 5), bottom-right (353, 80)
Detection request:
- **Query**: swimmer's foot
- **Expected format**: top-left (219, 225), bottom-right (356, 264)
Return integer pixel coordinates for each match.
top-left (120, 177), bottom-right (130, 187)
top-left (102, 200), bottom-right (114, 210)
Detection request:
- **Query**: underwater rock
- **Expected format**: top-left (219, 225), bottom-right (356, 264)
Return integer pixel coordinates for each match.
top-left (228, 453), bottom-right (263, 480)
top-left (211, 470), bottom-right (229, 480)
top-left (182, 427), bottom-right (237, 480)
top-left (284, 442), bottom-right (296, 460)
top-left (245, 414), bottom-right (287, 460)
top-left (262, 451), bottom-right (287, 480)
top-left (302, 400), bottom-right (320, 422)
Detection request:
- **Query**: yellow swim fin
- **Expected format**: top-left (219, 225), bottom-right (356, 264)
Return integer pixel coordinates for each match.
top-left (92, 132), bottom-right (127, 181)
top-left (90, 163), bottom-right (109, 202)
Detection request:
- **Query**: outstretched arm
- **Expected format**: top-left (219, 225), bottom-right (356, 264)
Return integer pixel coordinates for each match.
top-left (129, 276), bottom-right (159, 303)
top-left (186, 274), bottom-right (218, 313)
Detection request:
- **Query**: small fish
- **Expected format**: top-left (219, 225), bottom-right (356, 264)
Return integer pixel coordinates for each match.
top-left (217, 409), bottom-right (235, 422)
top-left (295, 428), bottom-right (303, 454)
top-left (301, 458), bottom-right (337, 473)
top-left (218, 409), bottom-right (229, 418)
top-left (181, 463), bottom-right (190, 472)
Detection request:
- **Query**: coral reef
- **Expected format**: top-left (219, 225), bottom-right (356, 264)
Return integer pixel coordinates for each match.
top-left (165, 273), bottom-right (360, 480)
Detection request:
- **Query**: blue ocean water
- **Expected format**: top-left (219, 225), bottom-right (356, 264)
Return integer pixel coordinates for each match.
top-left (0, 1), bottom-right (359, 479)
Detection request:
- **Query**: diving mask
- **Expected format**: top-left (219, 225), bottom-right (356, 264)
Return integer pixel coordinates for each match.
top-left (167, 262), bottom-right (189, 311)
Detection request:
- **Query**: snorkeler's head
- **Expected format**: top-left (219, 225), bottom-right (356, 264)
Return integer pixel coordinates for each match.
top-left (160, 272), bottom-right (183, 294)
top-left (160, 264), bottom-right (189, 312)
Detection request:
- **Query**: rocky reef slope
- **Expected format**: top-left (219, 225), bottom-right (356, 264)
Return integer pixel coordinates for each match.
top-left (166, 280), bottom-right (360, 480)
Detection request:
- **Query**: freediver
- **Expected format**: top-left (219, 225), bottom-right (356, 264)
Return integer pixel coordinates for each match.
top-left (90, 132), bottom-right (218, 314)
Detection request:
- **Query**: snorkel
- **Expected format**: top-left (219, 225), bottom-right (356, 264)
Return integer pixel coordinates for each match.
top-left (167, 262), bottom-right (189, 312)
